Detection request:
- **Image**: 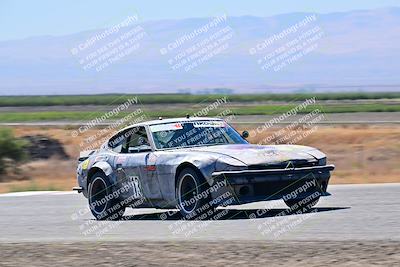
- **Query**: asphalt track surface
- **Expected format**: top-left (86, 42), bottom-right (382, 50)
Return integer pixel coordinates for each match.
top-left (0, 183), bottom-right (399, 242)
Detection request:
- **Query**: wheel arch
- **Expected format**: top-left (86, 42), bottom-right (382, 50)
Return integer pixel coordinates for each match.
top-left (87, 167), bottom-right (104, 188)
top-left (174, 161), bottom-right (215, 188)
top-left (86, 161), bottom-right (113, 187)
top-left (175, 162), bottom-right (201, 186)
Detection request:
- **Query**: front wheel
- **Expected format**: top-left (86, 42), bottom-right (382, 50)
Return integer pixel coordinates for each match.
top-left (176, 168), bottom-right (213, 219)
top-left (88, 172), bottom-right (126, 220)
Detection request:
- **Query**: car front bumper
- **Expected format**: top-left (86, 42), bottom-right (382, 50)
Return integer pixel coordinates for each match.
top-left (211, 164), bottom-right (335, 205)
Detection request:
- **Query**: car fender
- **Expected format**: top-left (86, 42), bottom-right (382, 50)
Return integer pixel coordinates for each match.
top-left (175, 156), bottom-right (217, 186)
top-left (90, 161), bottom-right (114, 178)
top-left (84, 161), bottom-right (117, 198)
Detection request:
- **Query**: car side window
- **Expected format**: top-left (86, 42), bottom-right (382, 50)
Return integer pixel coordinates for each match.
top-left (108, 131), bottom-right (127, 153)
top-left (123, 126), bottom-right (151, 153)
top-left (108, 127), bottom-right (138, 153)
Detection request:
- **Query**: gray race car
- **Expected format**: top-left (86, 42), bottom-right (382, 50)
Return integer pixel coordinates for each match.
top-left (74, 117), bottom-right (335, 220)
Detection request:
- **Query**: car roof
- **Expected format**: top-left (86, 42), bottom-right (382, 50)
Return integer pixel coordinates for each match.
top-left (117, 117), bottom-right (224, 134)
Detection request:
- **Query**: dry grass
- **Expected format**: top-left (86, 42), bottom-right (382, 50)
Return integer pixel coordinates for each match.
top-left (0, 124), bottom-right (399, 193)
top-left (245, 124), bottom-right (400, 184)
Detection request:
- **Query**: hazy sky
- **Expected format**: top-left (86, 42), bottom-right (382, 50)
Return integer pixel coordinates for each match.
top-left (1, 0), bottom-right (400, 41)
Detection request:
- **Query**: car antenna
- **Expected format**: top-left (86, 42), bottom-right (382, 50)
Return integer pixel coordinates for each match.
top-left (186, 114), bottom-right (190, 119)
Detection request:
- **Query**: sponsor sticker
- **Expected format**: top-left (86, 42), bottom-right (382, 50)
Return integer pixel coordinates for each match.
top-left (193, 121), bottom-right (225, 128)
top-left (150, 123), bottom-right (183, 132)
top-left (81, 159), bottom-right (89, 170)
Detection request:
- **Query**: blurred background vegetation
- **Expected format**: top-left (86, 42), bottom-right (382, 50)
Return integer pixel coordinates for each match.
top-left (0, 92), bottom-right (399, 106)
top-left (0, 128), bottom-right (28, 179)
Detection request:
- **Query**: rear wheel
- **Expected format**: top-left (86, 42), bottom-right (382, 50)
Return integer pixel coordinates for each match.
top-left (176, 168), bottom-right (213, 219)
top-left (88, 172), bottom-right (125, 220)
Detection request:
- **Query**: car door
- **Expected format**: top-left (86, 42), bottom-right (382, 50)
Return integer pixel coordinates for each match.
top-left (117, 126), bottom-right (163, 201)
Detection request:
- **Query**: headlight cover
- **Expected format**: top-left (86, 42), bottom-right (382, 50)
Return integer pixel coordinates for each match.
top-left (305, 149), bottom-right (327, 165)
top-left (215, 156), bottom-right (247, 171)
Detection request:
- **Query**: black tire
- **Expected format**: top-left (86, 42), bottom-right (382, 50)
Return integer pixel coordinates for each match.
top-left (88, 172), bottom-right (126, 220)
top-left (284, 196), bottom-right (320, 212)
top-left (176, 167), bottom-right (213, 219)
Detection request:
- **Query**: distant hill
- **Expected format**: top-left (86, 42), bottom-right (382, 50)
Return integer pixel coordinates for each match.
top-left (0, 7), bottom-right (399, 95)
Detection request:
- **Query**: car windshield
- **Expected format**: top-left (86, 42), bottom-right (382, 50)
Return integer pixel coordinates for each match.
top-left (150, 120), bottom-right (247, 149)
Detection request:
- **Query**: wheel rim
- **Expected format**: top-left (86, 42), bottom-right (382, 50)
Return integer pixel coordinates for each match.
top-left (178, 174), bottom-right (199, 214)
top-left (89, 177), bottom-right (108, 214)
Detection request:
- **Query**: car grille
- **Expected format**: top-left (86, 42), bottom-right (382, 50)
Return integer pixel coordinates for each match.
top-left (248, 160), bottom-right (318, 170)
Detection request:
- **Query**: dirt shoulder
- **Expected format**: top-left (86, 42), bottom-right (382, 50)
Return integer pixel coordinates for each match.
top-left (1, 240), bottom-right (399, 266)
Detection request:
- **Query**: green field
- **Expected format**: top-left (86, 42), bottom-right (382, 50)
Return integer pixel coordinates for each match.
top-left (0, 92), bottom-right (400, 106)
top-left (0, 103), bottom-right (399, 122)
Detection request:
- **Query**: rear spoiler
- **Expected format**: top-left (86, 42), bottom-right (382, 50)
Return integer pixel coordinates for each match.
top-left (78, 150), bottom-right (96, 162)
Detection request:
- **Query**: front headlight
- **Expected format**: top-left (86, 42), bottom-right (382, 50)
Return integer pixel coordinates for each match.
top-left (215, 156), bottom-right (247, 171)
top-left (305, 149), bottom-right (326, 161)
top-left (318, 157), bottom-right (327, 166)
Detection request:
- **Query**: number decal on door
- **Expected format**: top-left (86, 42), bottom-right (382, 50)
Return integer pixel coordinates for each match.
top-left (122, 176), bottom-right (143, 199)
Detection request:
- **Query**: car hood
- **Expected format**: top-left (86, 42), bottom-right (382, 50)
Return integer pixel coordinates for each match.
top-left (187, 144), bottom-right (324, 166)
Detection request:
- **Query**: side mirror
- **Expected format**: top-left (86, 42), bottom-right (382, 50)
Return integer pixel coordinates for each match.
top-left (241, 130), bottom-right (249, 139)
